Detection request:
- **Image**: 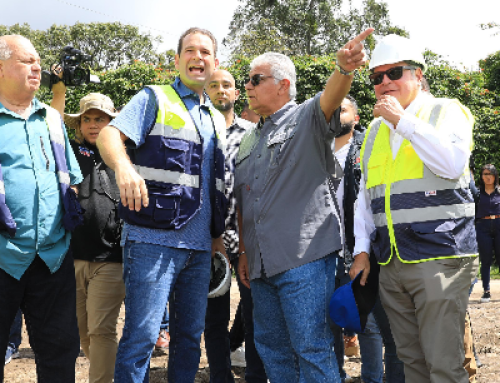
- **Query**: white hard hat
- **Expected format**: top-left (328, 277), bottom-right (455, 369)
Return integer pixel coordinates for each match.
top-left (208, 251), bottom-right (231, 298)
top-left (369, 34), bottom-right (427, 73)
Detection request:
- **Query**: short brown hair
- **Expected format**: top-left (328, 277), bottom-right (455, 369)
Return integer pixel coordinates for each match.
top-left (177, 27), bottom-right (217, 56)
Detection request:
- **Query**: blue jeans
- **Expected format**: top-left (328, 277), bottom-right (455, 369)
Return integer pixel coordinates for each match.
top-left (251, 254), bottom-right (340, 383)
top-left (8, 309), bottom-right (22, 350)
top-left (0, 254), bottom-right (80, 383)
top-left (476, 219), bottom-right (500, 292)
top-left (160, 306), bottom-right (169, 331)
top-left (115, 241), bottom-right (212, 383)
top-left (358, 313), bottom-right (384, 383)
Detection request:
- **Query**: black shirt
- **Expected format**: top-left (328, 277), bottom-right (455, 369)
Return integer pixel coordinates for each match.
top-left (476, 188), bottom-right (500, 219)
top-left (70, 140), bottom-right (122, 262)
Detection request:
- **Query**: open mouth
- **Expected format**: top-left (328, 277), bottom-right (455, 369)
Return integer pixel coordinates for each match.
top-left (189, 65), bottom-right (204, 74)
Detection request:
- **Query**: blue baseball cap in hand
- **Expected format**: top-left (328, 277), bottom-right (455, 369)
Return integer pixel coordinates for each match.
top-left (329, 270), bottom-right (378, 333)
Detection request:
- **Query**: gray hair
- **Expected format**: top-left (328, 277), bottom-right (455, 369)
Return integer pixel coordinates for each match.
top-left (0, 37), bottom-right (13, 60)
top-left (0, 35), bottom-right (33, 60)
top-left (250, 52), bottom-right (297, 100)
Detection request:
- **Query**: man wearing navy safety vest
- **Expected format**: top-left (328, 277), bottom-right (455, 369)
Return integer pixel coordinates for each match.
top-left (97, 27), bottom-right (227, 383)
top-left (0, 35), bottom-right (83, 382)
top-left (350, 34), bottom-right (478, 383)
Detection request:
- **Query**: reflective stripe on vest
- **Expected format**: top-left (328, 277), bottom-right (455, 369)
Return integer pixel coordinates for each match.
top-left (134, 165), bottom-right (200, 188)
top-left (360, 97), bottom-right (477, 264)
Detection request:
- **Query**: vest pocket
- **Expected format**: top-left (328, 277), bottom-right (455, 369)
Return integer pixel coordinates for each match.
top-left (366, 153), bottom-right (388, 189)
top-left (410, 220), bottom-right (457, 258)
top-left (153, 194), bottom-right (179, 223)
top-left (162, 138), bottom-right (190, 173)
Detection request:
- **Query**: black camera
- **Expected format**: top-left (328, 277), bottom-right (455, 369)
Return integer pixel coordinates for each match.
top-left (41, 46), bottom-right (100, 89)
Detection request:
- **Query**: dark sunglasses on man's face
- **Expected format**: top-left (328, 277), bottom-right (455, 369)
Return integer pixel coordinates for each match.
top-left (369, 66), bottom-right (416, 86)
top-left (244, 74), bottom-right (274, 87)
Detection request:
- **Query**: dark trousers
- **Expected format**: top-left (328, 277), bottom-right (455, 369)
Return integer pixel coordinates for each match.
top-left (233, 257), bottom-right (267, 383)
top-left (0, 254), bottom-right (80, 383)
top-left (331, 259), bottom-right (352, 382)
top-left (476, 219), bottom-right (500, 291)
top-left (204, 257), bottom-right (267, 383)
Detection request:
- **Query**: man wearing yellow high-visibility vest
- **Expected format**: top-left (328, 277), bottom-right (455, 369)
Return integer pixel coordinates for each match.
top-left (349, 34), bottom-right (479, 383)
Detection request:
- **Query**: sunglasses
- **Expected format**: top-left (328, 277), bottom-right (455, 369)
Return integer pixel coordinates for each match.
top-left (244, 74), bottom-right (274, 86)
top-left (369, 66), bottom-right (416, 86)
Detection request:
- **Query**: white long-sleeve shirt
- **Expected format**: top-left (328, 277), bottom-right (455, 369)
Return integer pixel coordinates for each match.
top-left (353, 92), bottom-right (473, 256)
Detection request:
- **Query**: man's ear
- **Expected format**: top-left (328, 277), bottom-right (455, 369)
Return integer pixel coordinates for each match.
top-left (174, 54), bottom-right (180, 70)
top-left (235, 89), bottom-right (240, 100)
top-left (355, 115), bottom-right (360, 123)
top-left (214, 58), bottom-right (220, 69)
top-left (278, 79), bottom-right (290, 96)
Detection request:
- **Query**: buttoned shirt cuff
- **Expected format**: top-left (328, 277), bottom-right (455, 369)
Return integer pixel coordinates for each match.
top-left (353, 238), bottom-right (371, 257)
top-left (394, 113), bottom-right (419, 141)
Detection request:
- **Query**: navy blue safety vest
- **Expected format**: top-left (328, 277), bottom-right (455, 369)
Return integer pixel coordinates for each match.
top-left (120, 85), bottom-right (228, 238)
top-left (0, 104), bottom-right (83, 237)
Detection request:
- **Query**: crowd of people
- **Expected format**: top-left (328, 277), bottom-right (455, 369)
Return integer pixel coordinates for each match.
top-left (0, 24), bottom-right (492, 383)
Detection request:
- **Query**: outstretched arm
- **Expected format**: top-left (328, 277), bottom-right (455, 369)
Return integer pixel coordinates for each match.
top-left (320, 28), bottom-right (374, 122)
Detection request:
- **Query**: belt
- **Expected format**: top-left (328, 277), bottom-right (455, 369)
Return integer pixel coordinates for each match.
top-left (481, 215), bottom-right (500, 220)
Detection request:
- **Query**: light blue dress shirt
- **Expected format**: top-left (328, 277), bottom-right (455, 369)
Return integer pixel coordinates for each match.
top-left (0, 99), bottom-right (82, 280)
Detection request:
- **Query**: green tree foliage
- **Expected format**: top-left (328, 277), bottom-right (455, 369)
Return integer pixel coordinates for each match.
top-left (0, 22), bottom-right (162, 71)
top-left (223, 0), bottom-right (407, 58)
top-left (480, 51), bottom-right (500, 93)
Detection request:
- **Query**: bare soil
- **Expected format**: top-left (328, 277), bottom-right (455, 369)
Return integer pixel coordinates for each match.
top-left (4, 279), bottom-right (500, 382)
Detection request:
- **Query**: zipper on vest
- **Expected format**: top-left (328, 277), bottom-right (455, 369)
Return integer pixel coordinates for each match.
top-left (40, 137), bottom-right (50, 171)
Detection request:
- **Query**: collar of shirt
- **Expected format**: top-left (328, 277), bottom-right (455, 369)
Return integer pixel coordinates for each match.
top-left (172, 76), bottom-right (213, 109)
top-left (0, 98), bottom-right (46, 119)
top-left (230, 115), bottom-right (253, 133)
top-left (259, 101), bottom-right (296, 129)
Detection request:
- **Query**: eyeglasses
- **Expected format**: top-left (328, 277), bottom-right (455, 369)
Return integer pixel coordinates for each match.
top-left (369, 66), bottom-right (416, 86)
top-left (244, 74), bottom-right (274, 87)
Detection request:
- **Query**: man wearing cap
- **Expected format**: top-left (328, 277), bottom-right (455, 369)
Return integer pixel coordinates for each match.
top-left (235, 28), bottom-right (373, 383)
top-left (52, 83), bottom-right (125, 383)
top-left (350, 34), bottom-right (478, 383)
top-left (0, 35), bottom-right (82, 382)
top-left (97, 27), bottom-right (227, 383)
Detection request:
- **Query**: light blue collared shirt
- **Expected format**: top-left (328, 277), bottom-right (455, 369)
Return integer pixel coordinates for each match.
top-left (0, 99), bottom-right (82, 280)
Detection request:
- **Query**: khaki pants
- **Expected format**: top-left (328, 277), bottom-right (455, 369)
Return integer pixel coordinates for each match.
top-left (379, 255), bottom-right (478, 383)
top-left (75, 260), bottom-right (125, 383)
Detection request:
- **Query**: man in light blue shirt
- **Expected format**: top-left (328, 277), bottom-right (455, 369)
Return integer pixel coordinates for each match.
top-left (0, 35), bottom-right (82, 382)
top-left (97, 27), bottom-right (227, 383)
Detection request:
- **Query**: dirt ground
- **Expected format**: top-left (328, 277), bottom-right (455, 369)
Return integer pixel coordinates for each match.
top-left (4, 278), bottom-right (500, 382)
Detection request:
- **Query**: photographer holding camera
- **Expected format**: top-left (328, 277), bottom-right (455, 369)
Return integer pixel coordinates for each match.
top-left (50, 75), bottom-right (125, 383)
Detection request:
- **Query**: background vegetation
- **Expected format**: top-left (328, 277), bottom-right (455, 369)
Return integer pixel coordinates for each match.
top-left (1, 3), bottom-right (499, 172)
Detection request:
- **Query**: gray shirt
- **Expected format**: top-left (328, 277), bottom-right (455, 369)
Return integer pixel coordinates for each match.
top-left (234, 94), bottom-right (342, 280)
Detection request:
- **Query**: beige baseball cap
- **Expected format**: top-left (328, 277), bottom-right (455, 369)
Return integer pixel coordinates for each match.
top-left (64, 93), bottom-right (118, 129)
